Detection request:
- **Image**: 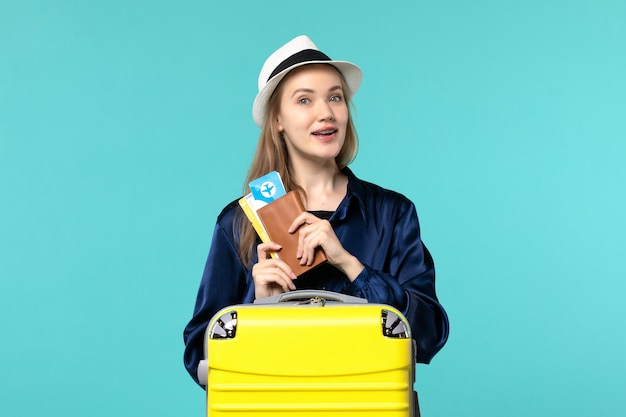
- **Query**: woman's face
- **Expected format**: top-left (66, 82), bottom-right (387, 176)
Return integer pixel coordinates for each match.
top-left (275, 65), bottom-right (349, 165)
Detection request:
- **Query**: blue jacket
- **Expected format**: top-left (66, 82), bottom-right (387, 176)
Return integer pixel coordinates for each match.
top-left (183, 168), bottom-right (449, 385)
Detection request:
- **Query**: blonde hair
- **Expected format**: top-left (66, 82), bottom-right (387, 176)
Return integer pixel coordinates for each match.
top-left (236, 64), bottom-right (358, 268)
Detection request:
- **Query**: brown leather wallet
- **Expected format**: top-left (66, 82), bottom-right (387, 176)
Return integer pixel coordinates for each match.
top-left (256, 191), bottom-right (328, 277)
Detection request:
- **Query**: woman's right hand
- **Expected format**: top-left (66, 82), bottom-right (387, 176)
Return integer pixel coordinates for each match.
top-left (251, 241), bottom-right (297, 300)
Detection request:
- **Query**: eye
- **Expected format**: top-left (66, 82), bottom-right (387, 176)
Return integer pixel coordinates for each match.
top-left (329, 95), bottom-right (343, 103)
top-left (298, 97), bottom-right (311, 105)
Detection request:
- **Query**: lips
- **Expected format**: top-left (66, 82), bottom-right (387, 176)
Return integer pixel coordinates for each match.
top-left (312, 126), bottom-right (338, 137)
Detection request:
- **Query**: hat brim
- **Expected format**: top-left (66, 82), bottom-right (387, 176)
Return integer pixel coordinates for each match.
top-left (252, 61), bottom-right (362, 128)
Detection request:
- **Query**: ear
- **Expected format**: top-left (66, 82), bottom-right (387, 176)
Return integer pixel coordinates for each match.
top-left (276, 116), bottom-right (284, 132)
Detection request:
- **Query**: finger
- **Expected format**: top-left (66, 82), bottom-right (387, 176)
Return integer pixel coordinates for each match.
top-left (299, 222), bottom-right (335, 265)
top-left (294, 218), bottom-right (323, 260)
top-left (306, 238), bottom-right (322, 266)
top-left (253, 259), bottom-right (297, 289)
top-left (270, 259), bottom-right (298, 284)
top-left (256, 241), bottom-right (282, 260)
top-left (262, 266), bottom-right (297, 291)
top-left (288, 212), bottom-right (319, 234)
top-left (298, 228), bottom-right (321, 266)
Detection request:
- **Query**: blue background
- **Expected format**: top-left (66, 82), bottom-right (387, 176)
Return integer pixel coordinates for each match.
top-left (1, 1), bottom-right (625, 416)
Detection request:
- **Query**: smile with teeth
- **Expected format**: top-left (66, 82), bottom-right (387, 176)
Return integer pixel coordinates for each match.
top-left (313, 128), bottom-right (337, 136)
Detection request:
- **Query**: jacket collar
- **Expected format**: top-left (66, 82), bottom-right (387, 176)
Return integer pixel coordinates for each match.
top-left (332, 167), bottom-right (368, 226)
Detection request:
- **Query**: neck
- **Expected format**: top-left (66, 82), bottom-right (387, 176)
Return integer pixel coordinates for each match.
top-left (291, 163), bottom-right (348, 211)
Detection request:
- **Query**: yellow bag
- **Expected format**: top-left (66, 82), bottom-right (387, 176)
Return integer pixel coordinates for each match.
top-left (202, 290), bottom-right (419, 416)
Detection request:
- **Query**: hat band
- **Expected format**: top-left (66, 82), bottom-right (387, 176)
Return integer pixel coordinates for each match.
top-left (267, 49), bottom-right (331, 82)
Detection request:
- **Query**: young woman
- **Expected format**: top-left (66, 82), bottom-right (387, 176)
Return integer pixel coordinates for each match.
top-left (183, 35), bottom-right (449, 386)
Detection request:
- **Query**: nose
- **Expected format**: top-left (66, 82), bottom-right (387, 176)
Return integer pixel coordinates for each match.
top-left (318, 101), bottom-right (335, 122)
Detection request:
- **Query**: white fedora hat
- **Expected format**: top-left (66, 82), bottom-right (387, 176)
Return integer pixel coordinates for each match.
top-left (252, 35), bottom-right (362, 127)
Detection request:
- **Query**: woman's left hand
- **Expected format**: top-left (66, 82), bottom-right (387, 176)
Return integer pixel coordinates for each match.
top-left (288, 212), bottom-right (364, 281)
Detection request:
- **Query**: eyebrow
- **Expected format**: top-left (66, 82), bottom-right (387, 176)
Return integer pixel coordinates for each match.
top-left (291, 85), bottom-right (343, 98)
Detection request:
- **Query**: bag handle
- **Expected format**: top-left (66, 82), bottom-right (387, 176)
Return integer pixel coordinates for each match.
top-left (254, 289), bottom-right (367, 304)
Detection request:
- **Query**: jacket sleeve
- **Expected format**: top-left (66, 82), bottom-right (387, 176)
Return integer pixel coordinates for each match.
top-left (182, 218), bottom-right (251, 387)
top-left (344, 201), bottom-right (449, 364)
